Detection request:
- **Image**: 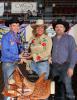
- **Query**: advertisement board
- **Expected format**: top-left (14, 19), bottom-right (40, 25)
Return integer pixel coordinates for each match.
top-left (11, 2), bottom-right (37, 13)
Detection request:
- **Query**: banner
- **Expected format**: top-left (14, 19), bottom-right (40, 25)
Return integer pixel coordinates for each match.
top-left (11, 2), bottom-right (37, 13)
top-left (0, 3), bottom-right (4, 16)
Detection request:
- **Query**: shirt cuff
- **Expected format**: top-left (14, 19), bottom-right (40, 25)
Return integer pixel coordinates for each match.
top-left (69, 63), bottom-right (75, 69)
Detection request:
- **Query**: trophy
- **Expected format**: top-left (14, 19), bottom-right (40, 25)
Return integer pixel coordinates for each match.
top-left (23, 42), bottom-right (30, 58)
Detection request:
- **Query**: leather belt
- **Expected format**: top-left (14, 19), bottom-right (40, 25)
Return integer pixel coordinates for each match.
top-left (52, 62), bottom-right (69, 67)
top-left (37, 60), bottom-right (48, 63)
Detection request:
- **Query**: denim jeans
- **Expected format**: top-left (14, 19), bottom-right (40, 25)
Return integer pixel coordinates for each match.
top-left (2, 62), bottom-right (17, 100)
top-left (31, 61), bottom-right (50, 79)
top-left (51, 63), bottom-right (75, 100)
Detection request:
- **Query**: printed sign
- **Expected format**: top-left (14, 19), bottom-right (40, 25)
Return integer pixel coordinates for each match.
top-left (11, 2), bottom-right (37, 13)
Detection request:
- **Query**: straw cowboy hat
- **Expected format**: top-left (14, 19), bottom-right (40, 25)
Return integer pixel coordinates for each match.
top-left (31, 19), bottom-right (47, 28)
top-left (5, 17), bottom-right (23, 27)
top-left (53, 19), bottom-right (69, 32)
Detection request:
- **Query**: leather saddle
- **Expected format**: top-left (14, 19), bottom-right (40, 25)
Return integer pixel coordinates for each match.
top-left (2, 66), bottom-right (51, 100)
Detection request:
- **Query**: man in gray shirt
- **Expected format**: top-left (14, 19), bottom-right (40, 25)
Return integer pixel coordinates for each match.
top-left (50, 19), bottom-right (77, 100)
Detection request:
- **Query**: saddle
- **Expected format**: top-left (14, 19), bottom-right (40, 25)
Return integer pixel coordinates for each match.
top-left (2, 66), bottom-right (51, 100)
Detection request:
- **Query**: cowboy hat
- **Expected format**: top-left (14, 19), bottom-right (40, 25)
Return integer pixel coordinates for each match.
top-left (31, 19), bottom-right (47, 28)
top-left (5, 17), bottom-right (23, 27)
top-left (52, 19), bottom-right (69, 32)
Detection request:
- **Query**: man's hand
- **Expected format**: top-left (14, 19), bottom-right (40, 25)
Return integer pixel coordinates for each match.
top-left (67, 68), bottom-right (74, 77)
top-left (25, 53), bottom-right (33, 60)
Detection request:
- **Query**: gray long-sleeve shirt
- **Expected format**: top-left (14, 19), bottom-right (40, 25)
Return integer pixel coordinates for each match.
top-left (52, 34), bottom-right (77, 69)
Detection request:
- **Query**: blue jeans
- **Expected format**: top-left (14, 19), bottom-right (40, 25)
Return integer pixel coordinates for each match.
top-left (31, 61), bottom-right (50, 79)
top-left (2, 62), bottom-right (17, 100)
top-left (51, 63), bottom-right (75, 99)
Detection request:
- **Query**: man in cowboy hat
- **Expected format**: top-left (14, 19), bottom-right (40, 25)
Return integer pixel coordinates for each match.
top-left (27, 19), bottom-right (52, 80)
top-left (49, 19), bottom-right (77, 100)
top-left (1, 17), bottom-right (25, 100)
